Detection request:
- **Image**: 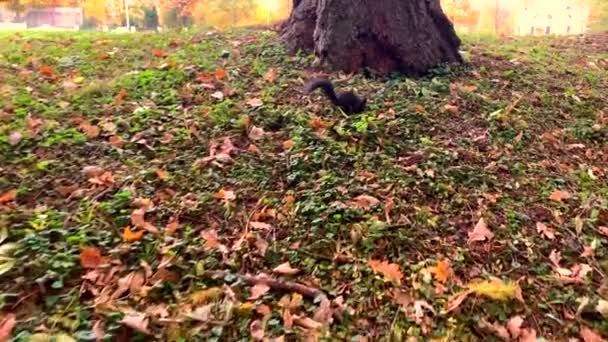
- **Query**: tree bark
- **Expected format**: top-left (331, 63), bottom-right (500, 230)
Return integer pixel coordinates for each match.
top-left (280, 0), bottom-right (463, 76)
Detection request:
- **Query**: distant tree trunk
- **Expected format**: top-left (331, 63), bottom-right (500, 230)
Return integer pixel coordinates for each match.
top-left (281, 0), bottom-right (463, 76)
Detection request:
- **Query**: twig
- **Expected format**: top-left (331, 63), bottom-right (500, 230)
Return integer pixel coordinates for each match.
top-left (201, 270), bottom-right (325, 299)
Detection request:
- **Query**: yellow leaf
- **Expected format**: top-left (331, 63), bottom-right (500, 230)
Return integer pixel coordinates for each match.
top-left (468, 279), bottom-right (524, 303)
top-left (191, 287), bottom-right (222, 304)
top-left (73, 76), bottom-right (85, 84)
top-left (122, 227), bottom-right (144, 242)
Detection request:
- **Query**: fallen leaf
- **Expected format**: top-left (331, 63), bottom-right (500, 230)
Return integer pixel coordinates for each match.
top-left (211, 91), bottom-right (224, 100)
top-left (191, 287), bottom-right (222, 304)
top-left (0, 189), bottom-right (17, 204)
top-left (444, 104), bottom-right (459, 114)
top-left (248, 126), bottom-right (265, 140)
top-left (445, 290), bottom-right (472, 313)
top-left (467, 218), bottom-right (494, 244)
top-left (120, 312), bottom-right (151, 335)
top-left (256, 304), bottom-right (271, 317)
top-left (79, 122), bottom-right (100, 138)
top-left (131, 209), bottom-right (146, 227)
top-left (165, 217), bottom-right (180, 236)
top-left (82, 165), bottom-right (104, 178)
top-left (273, 262), bottom-right (300, 275)
top-left (250, 221), bottom-right (272, 230)
top-left (123, 227), bottom-right (144, 242)
top-left (249, 284), bottom-right (270, 300)
top-left (263, 68), bottom-right (277, 83)
top-left (39, 65), bottom-right (55, 79)
top-left (214, 189), bottom-right (236, 201)
top-left (313, 296), bottom-right (332, 325)
top-left (156, 169), bottom-right (169, 181)
top-left (433, 259), bottom-right (450, 283)
top-left (152, 48), bottom-right (168, 58)
top-left (92, 320), bottom-right (104, 341)
top-left (550, 189), bottom-right (572, 202)
top-left (201, 229), bottom-right (221, 250)
top-left (255, 235), bottom-right (268, 256)
top-left (8, 131), bottom-right (22, 146)
top-left (196, 72), bottom-right (213, 83)
top-left (250, 320), bottom-right (264, 341)
top-left (415, 104), bottom-right (425, 113)
top-left (80, 247), bottom-right (104, 269)
top-left (214, 68), bottom-right (226, 80)
top-left (520, 328), bottom-right (537, 342)
top-left (368, 259), bottom-right (403, 283)
top-left (507, 315), bottom-right (524, 339)
top-left (0, 313), bottom-right (16, 342)
top-left (282, 140), bottom-right (295, 150)
top-left (293, 316), bottom-right (323, 330)
top-left (478, 319), bottom-right (510, 340)
top-left (350, 195), bottom-right (381, 209)
top-left (246, 98), bottom-right (264, 108)
top-left (73, 76), bottom-right (85, 84)
top-left (468, 279), bottom-right (524, 303)
top-left (536, 222), bottom-right (556, 240)
top-left (308, 117), bottom-right (332, 130)
top-left (108, 135), bottom-right (125, 148)
top-left (580, 326), bottom-right (607, 342)
top-left (115, 89), bottom-right (128, 107)
top-left (159, 133), bottom-right (174, 144)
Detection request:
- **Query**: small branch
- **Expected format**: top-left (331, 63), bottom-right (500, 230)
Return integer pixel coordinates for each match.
top-left (201, 270), bottom-right (325, 299)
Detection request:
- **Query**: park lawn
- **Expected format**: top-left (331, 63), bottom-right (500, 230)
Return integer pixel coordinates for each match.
top-left (0, 29), bottom-right (607, 341)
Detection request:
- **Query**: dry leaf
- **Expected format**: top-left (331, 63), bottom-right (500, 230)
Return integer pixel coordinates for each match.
top-left (156, 169), bottom-right (169, 181)
top-left (120, 312), bottom-right (151, 335)
top-left (415, 104), bottom-right (425, 113)
top-left (255, 235), bottom-right (268, 256)
top-left (108, 135), bottom-right (125, 148)
top-left (467, 218), bottom-right (494, 244)
top-left (196, 72), bottom-right (213, 83)
top-left (201, 229), bottom-right (222, 250)
top-left (282, 308), bottom-right (293, 328)
top-left (214, 68), bottom-right (226, 80)
top-left (282, 140), bottom-right (295, 150)
top-left (152, 48), bottom-right (168, 57)
top-left (39, 65), bottom-right (55, 78)
top-left (246, 98), bottom-right (264, 108)
top-left (79, 122), bottom-right (100, 138)
top-left (250, 320), bottom-right (264, 341)
top-left (165, 217), bottom-right (180, 236)
top-left (312, 296), bottom-right (332, 325)
top-left (115, 89), bottom-right (128, 107)
top-left (273, 262), bottom-right (300, 275)
top-left (0, 314), bottom-right (16, 342)
top-left (580, 327), bottom-right (607, 342)
top-left (0, 189), bottom-right (17, 204)
top-left (433, 259), bottom-right (450, 283)
top-left (507, 315), bottom-right (524, 339)
top-left (368, 259), bottom-right (403, 283)
top-left (479, 319), bottom-right (510, 340)
top-left (123, 227), bottom-right (145, 242)
top-left (214, 189), bottom-right (236, 201)
top-left (211, 91), bottom-right (224, 100)
top-left (444, 104), bottom-right (459, 113)
top-left (536, 222), bottom-right (556, 240)
top-left (550, 189), bottom-right (572, 202)
top-left (263, 68), bottom-right (277, 83)
top-left (131, 209), bottom-right (146, 227)
top-left (350, 195), bottom-right (381, 209)
top-left (520, 328), bottom-right (538, 342)
top-left (92, 320), bottom-right (105, 341)
top-left (256, 304), bottom-right (271, 317)
top-left (249, 126), bottom-right (265, 141)
top-left (250, 221), bottom-right (272, 230)
top-left (8, 131), bottom-right (22, 146)
top-left (249, 284), bottom-right (270, 300)
top-left (293, 316), bottom-right (323, 330)
top-left (445, 290), bottom-right (472, 313)
top-left (80, 247), bottom-right (104, 269)
top-left (468, 279), bottom-right (525, 303)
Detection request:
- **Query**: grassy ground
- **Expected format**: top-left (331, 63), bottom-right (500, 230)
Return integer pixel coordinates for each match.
top-left (0, 29), bottom-right (607, 341)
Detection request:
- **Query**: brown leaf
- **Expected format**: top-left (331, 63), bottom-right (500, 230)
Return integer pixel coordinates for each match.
top-left (467, 218), bottom-right (494, 244)
top-left (115, 89), bottom-right (128, 107)
top-left (293, 316), bottom-right (323, 330)
top-left (478, 319), bottom-right (510, 340)
top-left (550, 189), bottom-right (572, 202)
top-left (507, 315), bottom-right (524, 339)
top-left (0, 313), bottom-right (16, 342)
top-left (368, 259), bottom-right (403, 283)
top-left (520, 328), bottom-right (538, 342)
top-left (581, 327), bottom-right (607, 342)
top-left (120, 312), bottom-right (151, 335)
top-left (263, 68), bottom-right (277, 83)
top-left (282, 309), bottom-right (293, 328)
top-left (308, 117), bottom-right (332, 130)
top-left (196, 72), bottom-right (213, 83)
top-left (156, 169), bottom-right (169, 181)
top-left (131, 209), bottom-right (146, 227)
top-left (250, 320), bottom-right (264, 340)
top-left (256, 304), bottom-right (271, 317)
top-left (214, 68), bottom-right (226, 80)
top-left (92, 320), bottom-right (105, 341)
top-left (8, 131), bottom-right (22, 146)
top-left (0, 189), bottom-right (17, 204)
top-left (415, 104), bottom-right (425, 113)
top-left (82, 165), bottom-right (104, 178)
top-left (248, 126), bottom-right (265, 140)
top-left (536, 222), bottom-right (556, 240)
top-left (152, 48), bottom-right (168, 58)
top-left (201, 229), bottom-right (222, 250)
top-left (313, 296), bottom-right (332, 324)
top-left (165, 216), bottom-right (181, 236)
top-left (159, 133), bottom-right (174, 144)
top-left (108, 135), bottom-right (125, 148)
top-left (214, 189), bottom-right (236, 201)
top-left (79, 122), bottom-right (100, 138)
top-left (123, 227), bottom-right (145, 242)
top-left (444, 104), bottom-right (459, 114)
top-left (255, 235), bottom-right (268, 256)
top-left (250, 221), bottom-right (272, 230)
top-left (80, 247), bottom-right (104, 269)
top-left (273, 262), bottom-right (300, 275)
top-left (249, 284), bottom-right (270, 300)
top-left (282, 140), bottom-right (295, 150)
top-left (350, 195), bottom-right (381, 209)
top-left (445, 290), bottom-right (472, 313)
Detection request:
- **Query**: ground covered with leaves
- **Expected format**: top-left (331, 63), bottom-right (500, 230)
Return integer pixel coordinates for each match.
top-left (0, 29), bottom-right (607, 341)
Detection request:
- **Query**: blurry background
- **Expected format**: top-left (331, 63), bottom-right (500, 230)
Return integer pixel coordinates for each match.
top-left (0, 0), bottom-right (606, 34)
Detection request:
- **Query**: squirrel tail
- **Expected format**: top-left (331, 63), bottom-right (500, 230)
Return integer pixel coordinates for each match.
top-left (304, 78), bottom-right (339, 105)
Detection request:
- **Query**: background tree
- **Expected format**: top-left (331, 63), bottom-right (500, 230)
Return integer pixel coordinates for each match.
top-left (281, 0), bottom-right (462, 76)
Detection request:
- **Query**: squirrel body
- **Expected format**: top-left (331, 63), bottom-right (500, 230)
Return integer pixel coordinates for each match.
top-left (304, 78), bottom-right (366, 114)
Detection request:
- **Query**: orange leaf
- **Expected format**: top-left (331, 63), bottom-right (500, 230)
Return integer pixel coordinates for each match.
top-left (445, 289), bottom-right (472, 313)
top-left (309, 117), bottom-right (332, 130)
top-left (152, 48), bottom-right (168, 58)
top-left (165, 216), bottom-right (181, 236)
top-left (368, 259), bottom-right (403, 283)
top-left (433, 259), bottom-right (450, 283)
top-left (249, 284), bottom-right (270, 300)
top-left (214, 189), bottom-right (236, 201)
top-left (123, 227), bottom-right (145, 242)
top-left (115, 89), bottom-right (128, 107)
top-left (580, 326), bottom-right (607, 342)
top-left (263, 68), bottom-right (277, 83)
top-left (550, 189), bottom-right (572, 202)
top-left (196, 72), bottom-right (213, 83)
top-left (156, 169), bottom-right (169, 181)
top-left (282, 140), bottom-right (295, 150)
top-left (79, 122), bottom-right (100, 138)
top-left (350, 195), bottom-right (380, 209)
top-left (38, 65), bottom-right (55, 78)
top-left (80, 247), bottom-right (104, 269)
top-left (273, 262), bottom-right (300, 275)
top-left (0, 189), bottom-right (17, 204)
top-left (467, 217), bottom-right (494, 244)
top-left (108, 135), bottom-right (125, 148)
top-left (201, 229), bottom-right (221, 250)
top-left (214, 68), bottom-right (226, 80)
top-left (415, 104), bottom-right (425, 113)
top-left (0, 314), bottom-right (16, 342)
top-left (250, 221), bottom-right (272, 230)
top-left (536, 222), bottom-right (556, 240)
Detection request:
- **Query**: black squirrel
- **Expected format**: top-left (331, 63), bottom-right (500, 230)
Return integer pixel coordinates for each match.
top-left (304, 78), bottom-right (366, 114)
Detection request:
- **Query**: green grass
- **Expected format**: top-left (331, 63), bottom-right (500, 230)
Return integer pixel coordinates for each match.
top-left (0, 29), bottom-right (607, 341)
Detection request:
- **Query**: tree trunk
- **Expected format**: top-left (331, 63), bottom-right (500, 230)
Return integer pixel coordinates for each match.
top-left (280, 0), bottom-right (463, 76)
